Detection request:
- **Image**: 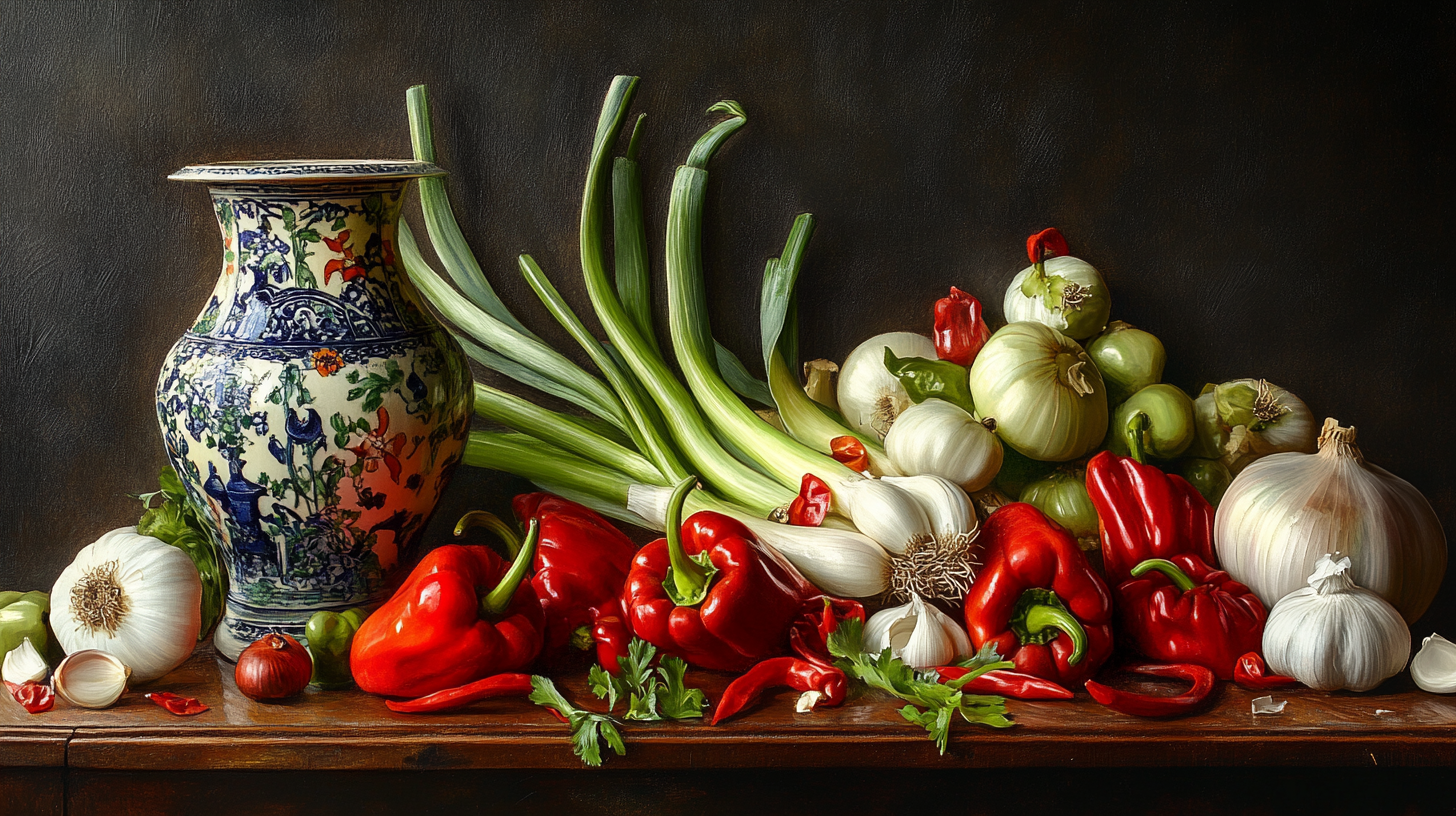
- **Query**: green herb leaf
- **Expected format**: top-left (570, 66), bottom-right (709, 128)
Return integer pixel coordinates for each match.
top-left (656, 656), bottom-right (708, 720)
top-left (529, 675), bottom-right (626, 767)
top-left (625, 686), bottom-right (658, 722)
top-left (588, 664), bottom-right (618, 713)
top-left (137, 467), bottom-right (226, 641)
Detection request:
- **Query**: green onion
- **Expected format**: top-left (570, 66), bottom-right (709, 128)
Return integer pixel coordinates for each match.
top-left (612, 114), bottom-right (658, 355)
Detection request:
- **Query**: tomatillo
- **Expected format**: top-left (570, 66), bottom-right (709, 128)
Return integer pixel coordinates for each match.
top-left (1088, 321), bottom-right (1165, 407)
top-left (1176, 457), bottom-right (1233, 508)
top-left (1108, 384), bottom-right (1195, 460)
top-left (305, 607), bottom-right (369, 690)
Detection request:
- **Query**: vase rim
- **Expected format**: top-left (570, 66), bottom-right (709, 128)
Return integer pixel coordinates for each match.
top-left (168, 160), bottom-right (446, 183)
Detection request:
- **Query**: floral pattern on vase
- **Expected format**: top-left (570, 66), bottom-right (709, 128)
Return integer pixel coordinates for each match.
top-left (158, 161), bottom-right (473, 659)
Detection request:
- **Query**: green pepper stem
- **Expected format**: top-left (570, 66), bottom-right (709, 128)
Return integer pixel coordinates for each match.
top-left (1126, 411), bottom-right (1151, 465)
top-left (1130, 558), bottom-right (1198, 592)
top-left (481, 518), bottom-right (538, 618)
top-left (664, 475), bottom-right (710, 604)
top-left (1022, 602), bottom-right (1088, 666)
top-left (455, 511), bottom-right (523, 559)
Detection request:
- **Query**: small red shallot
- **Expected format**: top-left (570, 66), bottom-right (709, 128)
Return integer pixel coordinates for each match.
top-left (235, 634), bottom-right (312, 701)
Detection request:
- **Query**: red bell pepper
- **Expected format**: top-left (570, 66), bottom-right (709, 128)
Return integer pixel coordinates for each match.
top-left (351, 521), bottom-right (545, 698)
top-left (507, 493), bottom-right (638, 654)
top-left (624, 477), bottom-right (824, 672)
top-left (933, 287), bottom-right (991, 367)
top-left (963, 503), bottom-right (1115, 688)
top-left (1085, 662), bottom-right (1217, 718)
top-left (1116, 556), bottom-right (1266, 680)
top-left (1086, 444), bottom-right (1216, 587)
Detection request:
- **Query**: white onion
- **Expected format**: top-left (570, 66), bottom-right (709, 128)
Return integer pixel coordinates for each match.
top-left (884, 399), bottom-right (1003, 491)
top-left (1214, 418), bottom-right (1446, 622)
top-left (1189, 379), bottom-right (1317, 474)
top-left (966, 322), bottom-right (1107, 462)
top-left (1003, 255), bottom-right (1111, 341)
top-left (836, 332), bottom-right (936, 440)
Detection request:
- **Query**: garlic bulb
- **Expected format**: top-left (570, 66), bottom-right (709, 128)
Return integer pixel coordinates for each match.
top-left (51, 527), bottom-right (202, 683)
top-left (833, 478), bottom-right (933, 555)
top-left (2, 638), bottom-right (47, 684)
top-left (1215, 418), bottom-right (1447, 622)
top-left (967, 322), bottom-right (1108, 462)
top-left (1411, 634), bottom-right (1456, 694)
top-left (1262, 554), bottom-right (1410, 692)
top-left (883, 399), bottom-right (1003, 491)
top-left (1188, 379), bottom-right (1317, 474)
top-left (881, 474), bottom-right (979, 542)
top-left (54, 649), bottom-right (131, 709)
top-left (864, 593), bottom-right (972, 669)
top-left (836, 332), bottom-right (937, 440)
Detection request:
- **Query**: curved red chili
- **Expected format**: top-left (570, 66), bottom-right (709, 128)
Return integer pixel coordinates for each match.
top-left (935, 667), bottom-right (1074, 701)
top-left (1233, 652), bottom-right (1299, 690)
top-left (711, 656), bottom-right (847, 724)
top-left (1084, 662), bottom-right (1216, 718)
top-left (385, 673), bottom-right (535, 714)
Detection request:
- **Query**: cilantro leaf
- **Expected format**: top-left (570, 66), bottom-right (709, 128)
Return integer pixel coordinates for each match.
top-left (588, 664), bottom-right (618, 712)
top-left (657, 656), bottom-right (707, 720)
top-left (529, 676), bottom-right (626, 767)
top-left (618, 638), bottom-right (657, 694)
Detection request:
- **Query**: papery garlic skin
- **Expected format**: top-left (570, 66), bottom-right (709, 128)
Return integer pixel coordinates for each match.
top-left (2, 638), bottom-right (47, 684)
top-left (1262, 554), bottom-right (1410, 692)
top-left (1411, 633), bottom-right (1456, 694)
top-left (1215, 418), bottom-right (1447, 623)
top-left (54, 649), bottom-right (130, 709)
top-left (50, 527), bottom-right (202, 683)
top-left (837, 332), bottom-right (937, 441)
top-left (863, 593), bottom-right (972, 669)
top-left (1189, 379), bottom-right (1316, 474)
top-left (881, 474), bottom-right (979, 541)
top-left (833, 478), bottom-right (934, 555)
top-left (884, 399), bottom-right (1003, 491)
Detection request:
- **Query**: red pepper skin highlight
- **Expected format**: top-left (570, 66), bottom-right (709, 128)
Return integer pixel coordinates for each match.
top-left (1086, 450), bottom-right (1217, 587)
top-left (351, 544), bottom-right (544, 698)
top-left (1085, 662), bottom-right (1216, 718)
top-left (964, 503), bottom-right (1115, 688)
top-left (935, 667), bottom-right (1074, 701)
top-left (512, 493), bottom-right (639, 653)
top-left (933, 287), bottom-right (992, 367)
top-left (1116, 555), bottom-right (1267, 680)
top-left (624, 511), bottom-right (818, 672)
top-left (385, 672), bottom-right (535, 714)
top-left (1233, 652), bottom-right (1299, 690)
top-left (711, 656), bottom-right (848, 724)
top-left (591, 613), bottom-right (634, 676)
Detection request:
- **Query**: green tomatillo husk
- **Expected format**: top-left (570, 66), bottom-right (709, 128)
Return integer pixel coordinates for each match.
top-left (1087, 321), bottom-right (1165, 407)
top-left (305, 608), bottom-right (369, 690)
top-left (1108, 384), bottom-right (1195, 460)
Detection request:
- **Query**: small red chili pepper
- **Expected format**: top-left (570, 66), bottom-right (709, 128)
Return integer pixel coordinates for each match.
top-left (711, 656), bottom-right (848, 724)
top-left (935, 667), bottom-right (1074, 701)
top-left (144, 691), bottom-right (209, 716)
top-left (1026, 227), bottom-right (1070, 264)
top-left (385, 672), bottom-right (536, 714)
top-left (4, 681), bottom-right (53, 714)
top-left (933, 287), bottom-right (992, 367)
top-left (829, 436), bottom-right (870, 473)
top-left (1233, 652), bottom-right (1299, 691)
top-left (1084, 662), bottom-right (1217, 718)
top-left (789, 596), bottom-right (866, 667)
top-left (591, 613), bottom-right (633, 676)
top-left (788, 474), bottom-right (833, 527)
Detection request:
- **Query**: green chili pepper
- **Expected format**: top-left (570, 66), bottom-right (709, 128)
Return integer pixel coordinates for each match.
top-left (305, 608), bottom-right (369, 689)
top-left (0, 591), bottom-right (49, 659)
top-left (882, 349), bottom-right (976, 414)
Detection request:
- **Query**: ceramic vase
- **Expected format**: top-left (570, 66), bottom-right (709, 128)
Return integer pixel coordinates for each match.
top-left (157, 161), bottom-right (474, 659)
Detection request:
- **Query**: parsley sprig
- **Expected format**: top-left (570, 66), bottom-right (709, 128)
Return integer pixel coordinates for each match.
top-left (827, 616), bottom-right (1014, 754)
top-left (589, 638), bottom-right (708, 721)
top-left (528, 676), bottom-right (626, 767)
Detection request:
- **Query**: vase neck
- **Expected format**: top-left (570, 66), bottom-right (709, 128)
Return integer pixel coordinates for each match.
top-left (188, 179), bottom-right (434, 345)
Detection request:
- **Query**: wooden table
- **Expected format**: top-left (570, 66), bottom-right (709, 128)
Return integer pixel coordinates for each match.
top-left (5, 644), bottom-right (1456, 814)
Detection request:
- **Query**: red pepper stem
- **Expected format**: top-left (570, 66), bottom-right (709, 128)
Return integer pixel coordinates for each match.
top-left (1129, 558), bottom-right (1198, 592)
top-left (1126, 411), bottom-right (1151, 464)
top-left (481, 518), bottom-right (538, 618)
top-left (455, 511), bottom-right (523, 559)
top-left (664, 475), bottom-right (710, 605)
top-left (1023, 603), bottom-right (1088, 666)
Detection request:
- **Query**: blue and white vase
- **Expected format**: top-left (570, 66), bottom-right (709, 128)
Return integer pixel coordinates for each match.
top-left (158, 161), bottom-right (474, 659)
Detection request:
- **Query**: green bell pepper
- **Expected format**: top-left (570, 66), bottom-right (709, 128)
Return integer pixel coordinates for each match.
top-left (305, 608), bottom-right (369, 689)
top-left (0, 591), bottom-right (49, 659)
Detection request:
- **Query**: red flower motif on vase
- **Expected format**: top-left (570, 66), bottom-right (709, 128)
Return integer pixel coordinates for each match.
top-left (323, 230), bottom-right (367, 284)
top-left (348, 406), bottom-right (407, 483)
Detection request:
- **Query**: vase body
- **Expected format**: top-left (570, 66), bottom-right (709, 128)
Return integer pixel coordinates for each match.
top-left (157, 161), bottom-right (473, 659)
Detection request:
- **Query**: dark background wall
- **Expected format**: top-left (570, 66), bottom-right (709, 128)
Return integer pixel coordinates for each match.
top-left (3, 0), bottom-right (1453, 640)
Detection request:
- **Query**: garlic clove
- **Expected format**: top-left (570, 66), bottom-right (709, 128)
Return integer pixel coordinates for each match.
top-left (835, 477), bottom-right (933, 555)
top-left (881, 474), bottom-right (979, 541)
top-left (2, 637), bottom-right (48, 685)
top-left (54, 650), bottom-right (131, 709)
top-left (795, 690), bottom-right (826, 714)
top-left (865, 593), bottom-right (970, 670)
top-left (1411, 633), bottom-right (1456, 694)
